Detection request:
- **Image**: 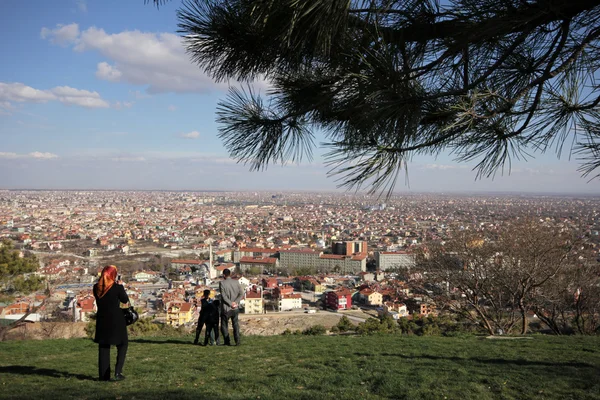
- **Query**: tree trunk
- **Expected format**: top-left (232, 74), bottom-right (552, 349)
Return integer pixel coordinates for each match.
top-left (519, 299), bottom-right (528, 335)
top-left (534, 307), bottom-right (562, 335)
top-left (472, 304), bottom-right (495, 335)
top-left (0, 321), bottom-right (26, 342)
top-left (0, 300), bottom-right (43, 341)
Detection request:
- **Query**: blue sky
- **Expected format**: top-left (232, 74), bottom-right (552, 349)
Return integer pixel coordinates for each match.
top-left (0, 0), bottom-right (598, 195)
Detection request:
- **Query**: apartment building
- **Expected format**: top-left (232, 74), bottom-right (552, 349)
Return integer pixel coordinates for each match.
top-left (375, 251), bottom-right (416, 271)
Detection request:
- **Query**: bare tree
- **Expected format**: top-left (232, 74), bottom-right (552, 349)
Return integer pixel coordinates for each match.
top-left (424, 220), bottom-right (577, 335)
top-left (492, 220), bottom-right (577, 334)
top-left (571, 261), bottom-right (600, 334)
top-left (530, 264), bottom-right (577, 335)
top-left (424, 230), bottom-right (517, 336)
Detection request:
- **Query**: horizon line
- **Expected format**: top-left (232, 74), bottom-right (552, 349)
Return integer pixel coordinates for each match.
top-left (1, 187), bottom-right (599, 197)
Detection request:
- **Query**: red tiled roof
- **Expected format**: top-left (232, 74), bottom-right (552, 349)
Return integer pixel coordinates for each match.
top-left (282, 293), bottom-right (302, 299)
top-left (240, 256), bottom-right (278, 264)
top-left (239, 247), bottom-right (280, 253)
top-left (336, 288), bottom-right (352, 296)
top-left (246, 291), bottom-right (262, 299)
top-left (279, 248), bottom-right (317, 253)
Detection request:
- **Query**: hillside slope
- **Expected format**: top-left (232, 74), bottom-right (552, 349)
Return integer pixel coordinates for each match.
top-left (1, 335), bottom-right (599, 400)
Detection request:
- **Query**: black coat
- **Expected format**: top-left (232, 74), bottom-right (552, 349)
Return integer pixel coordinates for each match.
top-left (207, 299), bottom-right (220, 325)
top-left (198, 298), bottom-right (211, 323)
top-left (94, 283), bottom-right (129, 345)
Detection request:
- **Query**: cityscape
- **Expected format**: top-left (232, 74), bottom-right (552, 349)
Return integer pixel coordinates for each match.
top-left (2, 0), bottom-right (600, 397)
top-left (1, 189), bottom-right (599, 338)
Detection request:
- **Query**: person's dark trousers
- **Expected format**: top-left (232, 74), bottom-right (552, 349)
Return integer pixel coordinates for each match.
top-left (194, 318), bottom-right (205, 344)
top-left (220, 309), bottom-right (240, 345)
top-left (98, 342), bottom-right (128, 381)
top-left (204, 322), bottom-right (220, 345)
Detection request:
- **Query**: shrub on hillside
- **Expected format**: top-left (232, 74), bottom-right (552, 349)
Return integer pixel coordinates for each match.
top-left (396, 315), bottom-right (478, 336)
top-left (397, 317), bottom-right (420, 335)
top-left (336, 316), bottom-right (355, 332)
top-left (356, 315), bottom-right (398, 335)
top-left (128, 317), bottom-right (160, 336)
top-left (302, 325), bottom-right (326, 335)
top-left (84, 321), bottom-right (95, 339)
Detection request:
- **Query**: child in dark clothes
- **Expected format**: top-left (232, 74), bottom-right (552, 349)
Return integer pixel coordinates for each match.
top-left (204, 298), bottom-right (220, 345)
top-left (194, 290), bottom-right (211, 345)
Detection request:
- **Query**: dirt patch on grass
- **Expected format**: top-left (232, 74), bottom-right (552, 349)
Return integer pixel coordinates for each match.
top-left (239, 313), bottom-right (343, 336)
top-left (5, 322), bottom-right (88, 340)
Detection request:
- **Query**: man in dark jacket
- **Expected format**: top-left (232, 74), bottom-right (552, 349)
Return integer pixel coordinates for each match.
top-left (219, 269), bottom-right (243, 346)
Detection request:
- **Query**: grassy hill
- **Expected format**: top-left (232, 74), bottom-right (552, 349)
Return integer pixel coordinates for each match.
top-left (1, 334), bottom-right (599, 400)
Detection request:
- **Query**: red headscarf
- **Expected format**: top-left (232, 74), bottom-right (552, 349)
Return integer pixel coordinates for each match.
top-left (94, 265), bottom-right (118, 299)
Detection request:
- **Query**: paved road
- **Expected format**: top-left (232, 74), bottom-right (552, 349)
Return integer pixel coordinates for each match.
top-left (131, 283), bottom-right (169, 292)
top-left (323, 310), bottom-right (367, 323)
top-left (56, 283), bottom-right (94, 290)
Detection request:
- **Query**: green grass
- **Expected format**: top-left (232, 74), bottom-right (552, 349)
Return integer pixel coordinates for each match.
top-left (1, 335), bottom-right (599, 399)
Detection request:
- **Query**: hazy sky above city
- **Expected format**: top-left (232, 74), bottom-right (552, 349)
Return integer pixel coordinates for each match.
top-left (1, 0), bottom-right (599, 195)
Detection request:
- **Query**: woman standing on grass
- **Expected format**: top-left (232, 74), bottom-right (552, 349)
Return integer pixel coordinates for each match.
top-left (93, 265), bottom-right (129, 382)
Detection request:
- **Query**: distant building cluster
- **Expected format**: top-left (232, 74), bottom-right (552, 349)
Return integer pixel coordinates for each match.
top-left (1, 190), bottom-right (599, 331)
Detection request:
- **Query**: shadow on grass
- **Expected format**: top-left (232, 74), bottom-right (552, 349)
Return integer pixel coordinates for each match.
top-left (359, 352), bottom-right (598, 369)
top-left (130, 338), bottom-right (195, 345)
top-left (352, 351), bottom-right (600, 395)
top-left (0, 365), bottom-right (94, 381)
top-left (0, 389), bottom-right (237, 400)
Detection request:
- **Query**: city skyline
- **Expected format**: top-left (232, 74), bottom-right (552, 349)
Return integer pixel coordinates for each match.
top-left (1, 0), bottom-right (599, 195)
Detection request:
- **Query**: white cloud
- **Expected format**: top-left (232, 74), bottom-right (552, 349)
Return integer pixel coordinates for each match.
top-left (68, 149), bottom-right (229, 163)
top-left (74, 27), bottom-right (228, 93)
top-left (0, 101), bottom-right (14, 115)
top-left (180, 131), bottom-right (200, 139)
top-left (96, 62), bottom-right (122, 81)
top-left (168, 105), bottom-right (177, 111)
top-left (111, 156), bottom-right (146, 162)
top-left (41, 24), bottom-right (253, 94)
top-left (0, 152), bottom-right (19, 159)
top-left (420, 164), bottom-right (469, 171)
top-left (40, 23), bottom-right (80, 46)
top-left (51, 86), bottom-right (110, 108)
top-left (0, 82), bottom-right (110, 109)
top-left (0, 82), bottom-right (55, 103)
top-left (0, 152), bottom-right (59, 159)
top-left (29, 152), bottom-right (59, 159)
